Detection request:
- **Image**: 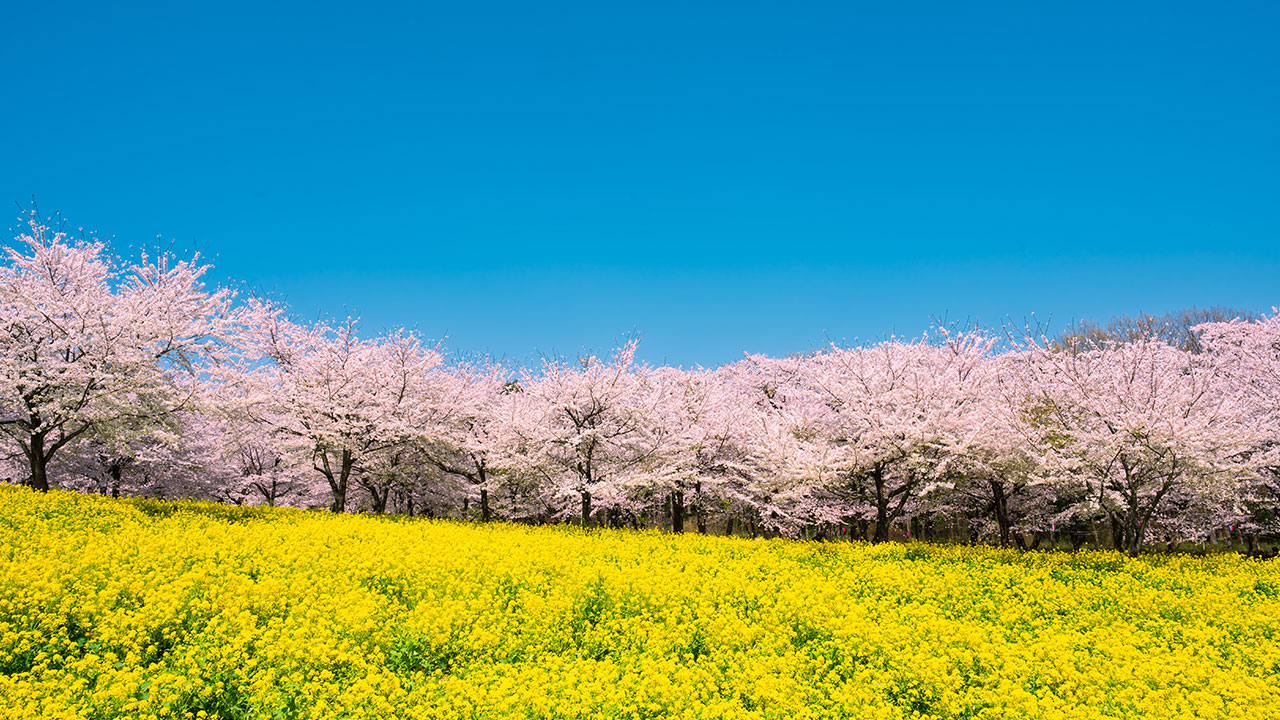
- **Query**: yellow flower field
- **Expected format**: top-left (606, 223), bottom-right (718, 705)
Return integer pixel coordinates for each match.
top-left (1, 487), bottom-right (1278, 720)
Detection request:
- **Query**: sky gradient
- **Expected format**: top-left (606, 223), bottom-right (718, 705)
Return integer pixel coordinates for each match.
top-left (4, 1), bottom-right (1278, 367)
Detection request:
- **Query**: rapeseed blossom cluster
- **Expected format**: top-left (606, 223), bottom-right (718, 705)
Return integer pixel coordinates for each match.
top-left (1, 487), bottom-right (1277, 719)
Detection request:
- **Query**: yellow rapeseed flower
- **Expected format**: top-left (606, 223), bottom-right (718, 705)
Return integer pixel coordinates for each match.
top-left (0, 487), bottom-right (1277, 719)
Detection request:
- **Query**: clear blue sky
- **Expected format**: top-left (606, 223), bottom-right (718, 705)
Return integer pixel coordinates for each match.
top-left (4, 1), bottom-right (1277, 367)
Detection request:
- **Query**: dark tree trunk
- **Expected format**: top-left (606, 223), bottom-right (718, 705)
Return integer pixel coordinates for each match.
top-left (671, 490), bottom-right (684, 533)
top-left (109, 461), bottom-right (123, 499)
top-left (371, 485), bottom-right (389, 514)
top-left (694, 482), bottom-right (707, 534)
top-left (991, 480), bottom-right (1012, 548)
top-left (323, 449), bottom-right (354, 513)
top-left (1122, 509), bottom-right (1145, 558)
top-left (873, 517), bottom-right (888, 543)
top-left (725, 516), bottom-right (735, 537)
top-left (1108, 512), bottom-right (1125, 552)
top-left (580, 490), bottom-right (591, 527)
top-left (1122, 496), bottom-right (1150, 558)
top-left (1125, 528), bottom-right (1143, 557)
top-left (1124, 478), bottom-right (1175, 558)
top-left (872, 467), bottom-right (891, 543)
top-left (26, 433), bottom-right (50, 492)
top-left (480, 488), bottom-right (491, 522)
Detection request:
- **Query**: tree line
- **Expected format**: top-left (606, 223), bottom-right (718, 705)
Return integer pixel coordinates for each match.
top-left (2, 213), bottom-right (1278, 556)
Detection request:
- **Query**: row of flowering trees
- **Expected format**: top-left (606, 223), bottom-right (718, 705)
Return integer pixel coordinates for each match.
top-left (2, 215), bottom-right (1278, 554)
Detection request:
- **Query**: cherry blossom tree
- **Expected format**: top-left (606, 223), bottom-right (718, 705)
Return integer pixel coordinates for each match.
top-left (413, 360), bottom-right (510, 521)
top-left (5, 210), bottom-right (1272, 555)
top-left (761, 330), bottom-right (994, 542)
top-left (931, 351), bottom-right (1061, 548)
top-left (1024, 335), bottom-right (1257, 556)
top-left (1197, 310), bottom-right (1280, 552)
top-left (203, 411), bottom-right (319, 507)
top-left (728, 353), bottom-right (833, 535)
top-left (633, 365), bottom-right (766, 533)
top-left (227, 303), bottom-right (445, 512)
top-left (0, 213), bottom-right (236, 492)
top-left (52, 406), bottom-right (238, 502)
top-left (496, 340), bottom-right (665, 526)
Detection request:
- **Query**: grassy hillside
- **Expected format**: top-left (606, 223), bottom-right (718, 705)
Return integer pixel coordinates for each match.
top-left (1, 488), bottom-right (1278, 720)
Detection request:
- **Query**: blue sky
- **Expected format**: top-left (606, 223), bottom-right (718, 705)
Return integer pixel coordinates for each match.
top-left (3, 1), bottom-right (1277, 367)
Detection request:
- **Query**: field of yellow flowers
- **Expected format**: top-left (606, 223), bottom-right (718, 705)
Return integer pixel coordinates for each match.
top-left (1, 488), bottom-right (1278, 720)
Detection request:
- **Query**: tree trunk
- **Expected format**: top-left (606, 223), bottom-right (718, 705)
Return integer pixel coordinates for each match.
top-left (991, 480), bottom-right (1012, 548)
top-left (725, 516), bottom-right (735, 536)
top-left (25, 434), bottom-right (50, 492)
top-left (671, 490), bottom-right (684, 533)
top-left (1107, 512), bottom-right (1125, 552)
top-left (1125, 531), bottom-right (1142, 557)
top-left (1122, 490), bottom-right (1154, 558)
top-left (694, 482), bottom-right (707, 534)
top-left (580, 490), bottom-right (591, 527)
top-left (872, 467), bottom-right (890, 543)
top-left (480, 488), bottom-right (491, 522)
top-left (1123, 510), bottom-right (1144, 558)
top-left (109, 461), bottom-right (123, 499)
top-left (321, 449), bottom-right (354, 513)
